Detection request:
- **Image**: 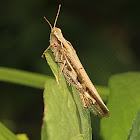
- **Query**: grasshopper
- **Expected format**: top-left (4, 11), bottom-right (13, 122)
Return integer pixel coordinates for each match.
top-left (42, 5), bottom-right (109, 117)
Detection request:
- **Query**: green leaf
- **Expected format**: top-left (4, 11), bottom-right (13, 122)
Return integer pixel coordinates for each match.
top-left (16, 134), bottom-right (29, 140)
top-left (127, 109), bottom-right (140, 140)
top-left (41, 50), bottom-right (92, 140)
top-left (100, 72), bottom-right (140, 140)
top-left (0, 67), bottom-right (53, 89)
top-left (0, 122), bottom-right (19, 140)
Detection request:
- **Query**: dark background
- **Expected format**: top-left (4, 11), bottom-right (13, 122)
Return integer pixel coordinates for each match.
top-left (0, 0), bottom-right (140, 140)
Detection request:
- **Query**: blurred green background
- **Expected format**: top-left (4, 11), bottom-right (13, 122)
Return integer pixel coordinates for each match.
top-left (0, 0), bottom-right (140, 139)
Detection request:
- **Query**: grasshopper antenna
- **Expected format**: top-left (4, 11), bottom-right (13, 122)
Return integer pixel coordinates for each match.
top-left (44, 16), bottom-right (53, 30)
top-left (53, 4), bottom-right (61, 28)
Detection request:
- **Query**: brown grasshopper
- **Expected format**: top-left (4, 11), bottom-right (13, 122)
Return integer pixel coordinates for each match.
top-left (42, 5), bottom-right (109, 117)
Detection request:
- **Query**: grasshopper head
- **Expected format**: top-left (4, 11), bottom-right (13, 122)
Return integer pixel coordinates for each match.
top-left (51, 27), bottom-right (62, 36)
